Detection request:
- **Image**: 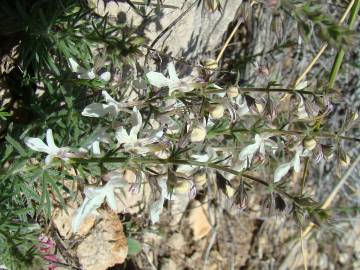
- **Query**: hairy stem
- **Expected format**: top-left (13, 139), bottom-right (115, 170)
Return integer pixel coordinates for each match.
top-left (205, 87), bottom-right (316, 96)
top-left (71, 156), bottom-right (296, 202)
top-left (230, 128), bottom-right (360, 143)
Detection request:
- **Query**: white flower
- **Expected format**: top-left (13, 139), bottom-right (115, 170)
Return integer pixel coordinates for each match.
top-left (235, 95), bottom-right (250, 117)
top-left (238, 134), bottom-right (276, 170)
top-left (146, 62), bottom-right (195, 96)
top-left (176, 154), bottom-right (210, 178)
top-left (115, 107), bottom-right (163, 154)
top-left (149, 177), bottom-right (169, 224)
top-left (82, 90), bottom-right (125, 118)
top-left (274, 146), bottom-right (304, 182)
top-left (81, 128), bottom-right (112, 155)
top-left (72, 176), bottom-right (127, 233)
top-left (24, 129), bottom-right (73, 164)
top-left (69, 58), bottom-right (111, 81)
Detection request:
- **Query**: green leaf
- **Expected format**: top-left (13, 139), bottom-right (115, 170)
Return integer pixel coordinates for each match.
top-left (5, 135), bottom-right (28, 157)
top-left (127, 238), bottom-right (141, 256)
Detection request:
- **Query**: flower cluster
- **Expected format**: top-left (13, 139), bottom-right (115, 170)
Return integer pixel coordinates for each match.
top-left (24, 61), bottom-right (358, 230)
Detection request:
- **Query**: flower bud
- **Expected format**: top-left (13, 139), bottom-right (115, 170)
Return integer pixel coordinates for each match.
top-left (226, 185), bottom-right (236, 198)
top-left (203, 58), bottom-right (218, 70)
top-left (209, 104), bottom-right (225, 119)
top-left (226, 86), bottom-right (239, 98)
top-left (205, 0), bottom-right (220, 12)
top-left (149, 119), bottom-right (160, 129)
top-left (340, 154), bottom-right (351, 167)
top-left (255, 102), bottom-right (264, 114)
top-left (303, 136), bottom-right (317, 151)
top-left (190, 126), bottom-right (207, 143)
top-left (194, 172), bottom-right (207, 186)
top-left (174, 180), bottom-right (193, 194)
top-left (352, 112), bottom-right (358, 121)
top-left (322, 145), bottom-right (334, 161)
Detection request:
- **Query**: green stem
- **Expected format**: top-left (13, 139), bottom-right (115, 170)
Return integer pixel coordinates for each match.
top-left (71, 156), bottom-right (295, 202)
top-left (205, 87), bottom-right (316, 96)
top-left (230, 128), bottom-right (360, 143)
top-left (328, 0), bottom-right (360, 87)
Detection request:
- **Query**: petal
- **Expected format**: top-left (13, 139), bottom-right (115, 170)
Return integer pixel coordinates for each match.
top-left (86, 69), bottom-right (96, 80)
top-left (71, 198), bottom-right (89, 233)
top-left (129, 107), bottom-right (142, 138)
top-left (192, 154), bottom-right (209, 162)
top-left (102, 90), bottom-right (119, 107)
top-left (115, 127), bottom-right (132, 144)
top-left (91, 141), bottom-right (101, 155)
top-left (274, 162), bottom-right (292, 182)
top-left (82, 103), bottom-right (114, 117)
top-left (293, 154), bottom-right (301, 173)
top-left (176, 164), bottom-right (195, 177)
top-left (99, 71), bottom-right (111, 82)
top-left (68, 58), bottom-right (79, 72)
top-left (146, 71), bottom-right (170, 88)
top-left (103, 170), bottom-right (123, 183)
top-left (46, 129), bottom-right (58, 151)
top-left (45, 155), bottom-right (54, 165)
top-left (149, 197), bottom-right (165, 224)
top-left (24, 137), bottom-right (51, 153)
top-left (295, 81), bottom-right (308, 90)
top-left (167, 62), bottom-right (179, 81)
top-left (239, 142), bottom-right (260, 160)
top-left (149, 178), bottom-right (168, 224)
top-left (71, 192), bottom-right (105, 233)
top-left (105, 189), bottom-right (118, 212)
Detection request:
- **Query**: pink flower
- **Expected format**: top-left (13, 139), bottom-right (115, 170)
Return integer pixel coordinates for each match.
top-left (38, 234), bottom-right (59, 269)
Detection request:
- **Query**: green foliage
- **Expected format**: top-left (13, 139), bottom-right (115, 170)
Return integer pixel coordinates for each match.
top-left (0, 0), bottom-right (358, 268)
top-left (127, 238), bottom-right (142, 256)
top-left (0, 0), bottom-right (145, 267)
top-left (280, 0), bottom-right (354, 47)
top-left (0, 108), bottom-right (11, 120)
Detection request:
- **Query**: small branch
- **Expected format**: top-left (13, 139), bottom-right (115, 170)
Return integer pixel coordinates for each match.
top-left (230, 128), bottom-right (360, 143)
top-left (300, 157), bottom-right (310, 194)
top-left (216, 18), bottom-right (243, 64)
top-left (205, 87), bottom-right (316, 96)
top-left (328, 0), bottom-right (360, 87)
top-left (293, 0), bottom-right (356, 87)
top-left (71, 157), bottom-right (294, 202)
top-left (279, 154), bottom-right (360, 270)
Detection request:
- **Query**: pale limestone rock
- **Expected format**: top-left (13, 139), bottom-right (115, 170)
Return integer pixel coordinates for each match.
top-left (169, 193), bottom-right (190, 226)
top-left (114, 181), bottom-right (151, 214)
top-left (160, 258), bottom-right (177, 270)
top-left (188, 200), bottom-right (211, 240)
top-left (76, 210), bottom-right (128, 270)
top-left (52, 202), bottom-right (96, 239)
top-left (168, 233), bottom-right (185, 251)
top-left (88, 0), bottom-right (243, 59)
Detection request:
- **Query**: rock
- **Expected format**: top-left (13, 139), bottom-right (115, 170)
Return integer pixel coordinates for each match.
top-left (160, 258), bottom-right (177, 270)
top-left (52, 202), bottom-right (96, 239)
top-left (87, 0), bottom-right (244, 59)
top-left (76, 210), bottom-right (128, 270)
top-left (169, 193), bottom-right (190, 226)
top-left (188, 200), bottom-right (212, 240)
top-left (168, 233), bottom-right (185, 251)
top-left (114, 181), bottom-right (151, 214)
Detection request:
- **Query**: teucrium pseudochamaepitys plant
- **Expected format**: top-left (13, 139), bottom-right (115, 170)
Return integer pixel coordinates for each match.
top-left (23, 59), bottom-right (360, 235)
